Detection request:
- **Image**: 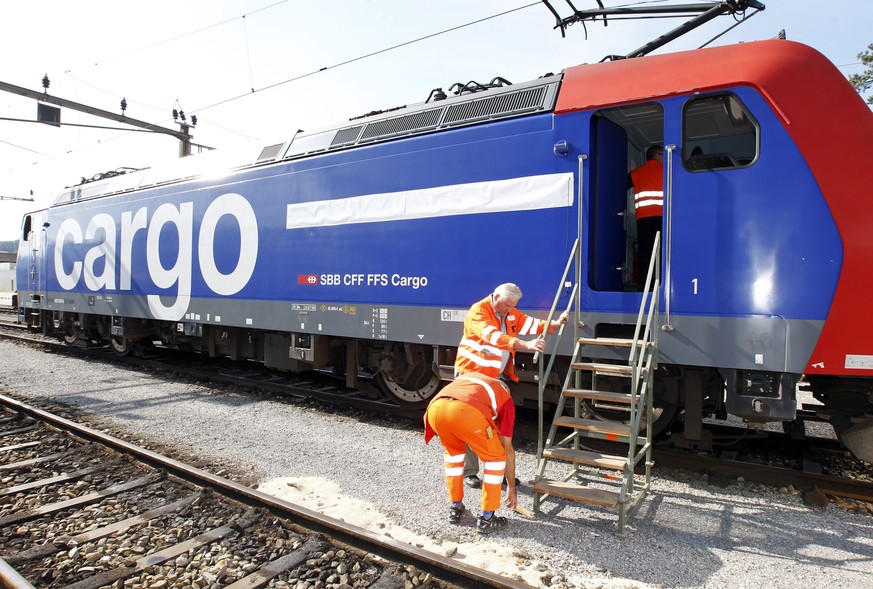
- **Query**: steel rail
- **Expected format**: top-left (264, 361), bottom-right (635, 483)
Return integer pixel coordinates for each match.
top-left (0, 394), bottom-right (534, 589)
top-left (0, 557), bottom-right (37, 589)
top-left (651, 446), bottom-right (873, 503)
top-left (0, 328), bottom-right (424, 420)
top-left (568, 433), bottom-right (873, 503)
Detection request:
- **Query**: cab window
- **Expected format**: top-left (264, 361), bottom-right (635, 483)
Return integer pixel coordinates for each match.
top-left (683, 94), bottom-right (758, 171)
top-left (21, 215), bottom-right (32, 241)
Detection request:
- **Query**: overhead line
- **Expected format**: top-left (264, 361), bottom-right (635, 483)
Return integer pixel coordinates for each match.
top-left (10, 3), bottom-right (540, 161)
top-left (65, 0), bottom-right (292, 73)
top-left (0, 138), bottom-right (48, 156)
top-left (192, 3), bottom-right (540, 114)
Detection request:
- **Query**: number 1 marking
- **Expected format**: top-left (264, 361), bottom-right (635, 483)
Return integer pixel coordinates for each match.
top-left (692, 278), bottom-right (698, 295)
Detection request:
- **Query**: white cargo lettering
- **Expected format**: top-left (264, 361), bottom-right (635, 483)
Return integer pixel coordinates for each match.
top-left (53, 193), bottom-right (259, 322)
top-left (55, 218), bottom-right (83, 290)
top-left (198, 193), bottom-right (258, 296)
top-left (120, 208), bottom-right (148, 290)
top-left (146, 202), bottom-right (193, 320)
top-left (83, 213), bottom-right (116, 290)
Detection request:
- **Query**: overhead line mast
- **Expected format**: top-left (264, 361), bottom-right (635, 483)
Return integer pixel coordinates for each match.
top-left (0, 78), bottom-right (195, 157)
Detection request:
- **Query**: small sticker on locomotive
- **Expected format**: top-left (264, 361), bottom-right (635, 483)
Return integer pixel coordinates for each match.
top-left (441, 309), bottom-right (468, 322)
top-left (845, 355), bottom-right (873, 370)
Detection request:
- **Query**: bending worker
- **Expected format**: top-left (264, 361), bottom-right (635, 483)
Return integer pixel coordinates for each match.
top-left (424, 372), bottom-right (517, 532)
top-left (455, 283), bottom-right (568, 488)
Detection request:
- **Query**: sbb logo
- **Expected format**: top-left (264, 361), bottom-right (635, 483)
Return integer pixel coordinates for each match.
top-left (297, 274), bottom-right (318, 285)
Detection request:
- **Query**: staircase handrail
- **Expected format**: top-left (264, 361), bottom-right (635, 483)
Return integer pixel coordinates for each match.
top-left (536, 238), bottom-right (579, 464)
top-left (629, 231), bottom-right (661, 366)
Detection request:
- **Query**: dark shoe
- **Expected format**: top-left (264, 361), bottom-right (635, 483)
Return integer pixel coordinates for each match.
top-left (464, 475), bottom-right (482, 489)
top-left (448, 503), bottom-right (465, 524)
top-left (476, 514), bottom-right (508, 533)
top-left (502, 477), bottom-right (521, 489)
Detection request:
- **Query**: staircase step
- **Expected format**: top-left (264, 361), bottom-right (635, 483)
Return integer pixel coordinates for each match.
top-left (552, 416), bottom-right (632, 439)
top-left (532, 479), bottom-right (619, 508)
top-left (543, 448), bottom-right (627, 470)
top-left (578, 337), bottom-right (644, 348)
top-left (571, 362), bottom-right (637, 376)
top-left (563, 389), bottom-right (634, 404)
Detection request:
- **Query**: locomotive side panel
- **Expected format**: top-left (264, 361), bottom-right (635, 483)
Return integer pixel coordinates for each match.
top-left (35, 113), bottom-right (577, 348)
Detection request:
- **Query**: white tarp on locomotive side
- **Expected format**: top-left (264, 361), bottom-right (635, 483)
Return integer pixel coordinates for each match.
top-left (285, 172), bottom-right (574, 229)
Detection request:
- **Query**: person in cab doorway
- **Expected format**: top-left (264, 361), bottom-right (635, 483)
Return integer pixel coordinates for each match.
top-left (424, 373), bottom-right (518, 532)
top-left (453, 283), bottom-right (568, 489)
top-left (629, 144), bottom-right (664, 285)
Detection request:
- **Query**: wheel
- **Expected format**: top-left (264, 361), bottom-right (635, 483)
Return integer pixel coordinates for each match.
top-left (808, 378), bottom-right (873, 463)
top-left (374, 344), bottom-right (442, 406)
top-left (832, 415), bottom-right (873, 464)
top-left (61, 332), bottom-right (78, 345)
top-left (376, 369), bottom-right (441, 406)
top-left (584, 397), bottom-right (679, 438)
top-left (109, 335), bottom-right (131, 356)
top-left (578, 369), bottom-right (679, 437)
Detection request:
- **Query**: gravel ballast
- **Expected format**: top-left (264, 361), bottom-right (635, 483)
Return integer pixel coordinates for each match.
top-left (0, 341), bottom-right (871, 589)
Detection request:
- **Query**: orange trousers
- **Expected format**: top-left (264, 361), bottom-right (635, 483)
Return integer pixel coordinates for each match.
top-left (425, 397), bottom-right (506, 512)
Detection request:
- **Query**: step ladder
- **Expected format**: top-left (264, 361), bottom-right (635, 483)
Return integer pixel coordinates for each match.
top-left (533, 334), bottom-right (656, 533)
top-left (532, 226), bottom-right (661, 534)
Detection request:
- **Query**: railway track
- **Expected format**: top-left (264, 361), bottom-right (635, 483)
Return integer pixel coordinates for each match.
top-left (0, 394), bottom-right (533, 589)
top-left (0, 323), bottom-right (423, 420)
top-left (1, 325), bottom-right (871, 518)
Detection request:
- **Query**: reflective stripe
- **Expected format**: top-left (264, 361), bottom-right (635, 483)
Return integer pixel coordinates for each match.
top-left (483, 473), bottom-right (504, 485)
top-left (458, 338), bottom-right (501, 357)
top-left (518, 316), bottom-right (536, 335)
top-left (456, 348), bottom-right (503, 370)
top-left (482, 325), bottom-right (502, 346)
top-left (445, 466), bottom-right (464, 476)
top-left (457, 374), bottom-right (498, 413)
top-left (445, 453), bottom-right (465, 464)
top-left (483, 460), bottom-right (507, 470)
top-left (634, 190), bottom-right (664, 209)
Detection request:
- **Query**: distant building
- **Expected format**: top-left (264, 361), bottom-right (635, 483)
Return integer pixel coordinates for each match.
top-left (0, 251), bottom-right (16, 293)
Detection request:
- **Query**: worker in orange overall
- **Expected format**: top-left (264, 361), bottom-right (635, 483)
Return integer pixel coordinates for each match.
top-left (424, 373), bottom-right (519, 532)
top-left (629, 145), bottom-right (664, 284)
top-left (454, 283), bottom-right (568, 489)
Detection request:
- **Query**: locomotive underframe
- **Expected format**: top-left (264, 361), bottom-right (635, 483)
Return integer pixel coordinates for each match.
top-left (23, 307), bottom-right (873, 460)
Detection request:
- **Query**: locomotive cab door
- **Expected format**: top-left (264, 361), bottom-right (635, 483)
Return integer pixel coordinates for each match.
top-left (587, 102), bottom-right (664, 295)
top-left (18, 211), bottom-right (46, 307)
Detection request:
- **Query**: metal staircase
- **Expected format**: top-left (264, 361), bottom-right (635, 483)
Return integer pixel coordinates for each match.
top-left (533, 231), bottom-right (661, 534)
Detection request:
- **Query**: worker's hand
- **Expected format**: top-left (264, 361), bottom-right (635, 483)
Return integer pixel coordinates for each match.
top-left (504, 486), bottom-right (518, 509)
top-left (526, 338), bottom-right (545, 353)
top-left (551, 312), bottom-right (570, 328)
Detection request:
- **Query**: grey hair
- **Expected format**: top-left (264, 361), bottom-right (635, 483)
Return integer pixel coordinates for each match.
top-left (493, 283), bottom-right (522, 301)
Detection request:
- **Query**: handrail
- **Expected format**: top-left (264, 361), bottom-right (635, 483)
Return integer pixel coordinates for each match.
top-left (663, 144), bottom-right (676, 331)
top-left (536, 153), bottom-right (586, 466)
top-left (533, 236), bottom-right (578, 365)
top-left (536, 246), bottom-right (578, 464)
top-left (629, 231), bottom-right (661, 366)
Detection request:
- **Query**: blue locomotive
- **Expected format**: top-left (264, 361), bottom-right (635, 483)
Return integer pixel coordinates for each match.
top-left (17, 40), bottom-right (873, 460)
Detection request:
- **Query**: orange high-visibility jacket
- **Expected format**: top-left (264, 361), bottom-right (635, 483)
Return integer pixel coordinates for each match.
top-left (630, 159), bottom-right (664, 220)
top-left (454, 295), bottom-right (553, 382)
top-left (424, 373), bottom-right (515, 444)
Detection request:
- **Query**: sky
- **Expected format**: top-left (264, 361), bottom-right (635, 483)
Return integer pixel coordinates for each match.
top-left (1, 0), bottom-right (870, 242)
